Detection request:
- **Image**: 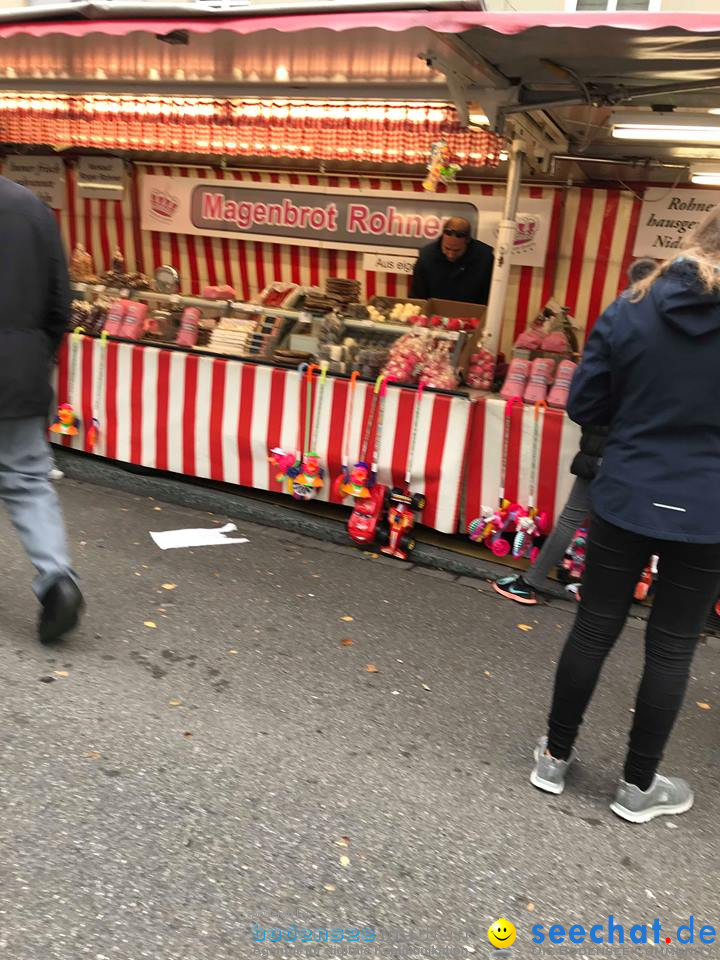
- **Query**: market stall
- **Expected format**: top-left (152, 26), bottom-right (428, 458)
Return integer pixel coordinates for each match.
top-left (3, 4), bottom-right (720, 558)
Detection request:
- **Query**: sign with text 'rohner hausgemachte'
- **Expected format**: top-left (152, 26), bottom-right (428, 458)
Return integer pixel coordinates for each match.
top-left (634, 189), bottom-right (720, 258)
top-left (141, 174), bottom-right (552, 267)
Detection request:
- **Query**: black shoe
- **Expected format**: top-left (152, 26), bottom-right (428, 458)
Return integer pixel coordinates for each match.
top-left (38, 576), bottom-right (84, 644)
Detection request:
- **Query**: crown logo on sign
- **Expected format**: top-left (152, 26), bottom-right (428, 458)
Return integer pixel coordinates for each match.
top-left (514, 216), bottom-right (538, 247)
top-left (150, 189), bottom-right (179, 220)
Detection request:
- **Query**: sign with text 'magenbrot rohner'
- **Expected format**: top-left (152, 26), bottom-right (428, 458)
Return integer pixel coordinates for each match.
top-left (141, 174), bottom-right (552, 267)
top-left (634, 188), bottom-right (720, 258)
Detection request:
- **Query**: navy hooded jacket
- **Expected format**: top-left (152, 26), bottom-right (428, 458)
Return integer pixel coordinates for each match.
top-left (568, 260), bottom-right (720, 543)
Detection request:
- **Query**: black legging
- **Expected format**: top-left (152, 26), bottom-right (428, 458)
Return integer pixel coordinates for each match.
top-left (547, 513), bottom-right (720, 790)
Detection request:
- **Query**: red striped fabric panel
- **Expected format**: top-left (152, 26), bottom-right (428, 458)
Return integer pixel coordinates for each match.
top-left (618, 195), bottom-right (644, 295)
top-left (463, 397), bottom-right (486, 529)
top-left (129, 164), bottom-right (144, 274)
top-left (584, 189), bottom-right (621, 341)
top-left (155, 347), bottom-right (171, 471)
top-left (541, 189), bottom-right (565, 307)
top-left (208, 358), bottom-right (226, 481)
top-left (564, 188), bottom-right (594, 314)
top-left (503, 402), bottom-right (524, 505)
top-left (536, 408), bottom-right (564, 529)
top-left (390, 387), bottom-right (416, 490)
top-left (325, 378), bottom-right (349, 502)
top-left (237, 362), bottom-right (256, 488)
top-left (130, 344), bottom-right (144, 464)
top-left (266, 367), bottom-right (288, 492)
top-left (420, 394), bottom-right (451, 529)
top-left (182, 353), bottom-right (199, 476)
top-left (80, 337), bottom-right (94, 452)
top-left (105, 341), bottom-right (119, 461)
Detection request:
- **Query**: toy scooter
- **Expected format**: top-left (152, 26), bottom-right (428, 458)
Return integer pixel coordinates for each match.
top-left (381, 383), bottom-right (427, 560)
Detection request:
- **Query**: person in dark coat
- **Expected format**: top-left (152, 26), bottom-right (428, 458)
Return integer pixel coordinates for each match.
top-left (493, 258), bottom-right (655, 607)
top-left (0, 176), bottom-right (83, 643)
top-left (411, 217), bottom-right (493, 304)
top-left (530, 214), bottom-right (720, 823)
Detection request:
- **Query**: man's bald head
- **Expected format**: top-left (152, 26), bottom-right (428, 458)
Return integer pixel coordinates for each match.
top-left (441, 217), bottom-right (472, 262)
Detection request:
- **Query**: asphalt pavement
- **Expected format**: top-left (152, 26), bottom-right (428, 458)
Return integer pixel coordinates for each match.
top-left (0, 478), bottom-right (718, 960)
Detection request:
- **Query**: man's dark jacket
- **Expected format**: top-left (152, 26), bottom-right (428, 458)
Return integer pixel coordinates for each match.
top-left (411, 237), bottom-right (494, 305)
top-left (0, 176), bottom-right (70, 419)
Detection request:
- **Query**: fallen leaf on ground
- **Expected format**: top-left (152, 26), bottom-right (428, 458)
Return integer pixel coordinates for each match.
top-left (162, 583), bottom-right (177, 591)
top-left (38, 676), bottom-right (56, 683)
top-left (340, 638), bottom-right (353, 647)
top-left (83, 751), bottom-right (101, 760)
top-left (144, 621), bottom-right (157, 629)
top-left (168, 698), bottom-right (183, 707)
top-left (335, 837), bottom-right (349, 847)
top-left (365, 664), bottom-right (379, 673)
top-left (54, 670), bottom-right (70, 678)
top-left (134, 572), bottom-right (142, 577)
top-left (391, 690), bottom-right (400, 696)
top-left (228, 649), bottom-right (238, 655)
top-left (484, 670), bottom-right (492, 677)
top-left (422, 683), bottom-right (431, 691)
top-left (697, 701), bottom-right (711, 710)
top-left (153, 506), bottom-right (163, 511)
top-left (341, 615), bottom-right (354, 622)
top-left (370, 553), bottom-right (379, 559)
top-left (518, 624), bottom-right (533, 632)
top-left (339, 855), bottom-right (350, 868)
top-left (323, 884), bottom-right (336, 892)
top-left (527, 902), bottom-right (535, 912)
top-left (183, 731), bottom-right (193, 738)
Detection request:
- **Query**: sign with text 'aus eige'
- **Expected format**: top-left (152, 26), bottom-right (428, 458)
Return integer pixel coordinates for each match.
top-left (634, 188), bottom-right (720, 258)
top-left (141, 175), bottom-right (552, 267)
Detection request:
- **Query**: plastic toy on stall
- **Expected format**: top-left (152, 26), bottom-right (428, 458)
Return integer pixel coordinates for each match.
top-left (50, 327), bottom-right (82, 437)
top-left (347, 375), bottom-right (390, 548)
top-left (381, 384), bottom-right (427, 561)
top-left (422, 140), bottom-right (461, 193)
top-left (268, 361), bottom-right (327, 500)
top-left (467, 395), bottom-right (523, 557)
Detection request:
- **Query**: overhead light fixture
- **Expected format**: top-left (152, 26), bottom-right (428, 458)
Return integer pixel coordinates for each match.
top-left (690, 162), bottom-right (720, 185)
top-left (612, 111), bottom-right (720, 143)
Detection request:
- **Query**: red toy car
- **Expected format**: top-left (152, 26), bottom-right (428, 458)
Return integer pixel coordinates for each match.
top-left (380, 487), bottom-right (426, 561)
top-left (347, 483), bottom-right (388, 547)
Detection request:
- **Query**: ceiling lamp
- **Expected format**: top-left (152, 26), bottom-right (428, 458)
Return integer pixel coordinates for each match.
top-left (612, 112), bottom-right (720, 143)
top-left (690, 162), bottom-right (720, 185)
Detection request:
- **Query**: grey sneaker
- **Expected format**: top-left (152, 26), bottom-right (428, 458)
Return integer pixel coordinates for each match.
top-left (530, 736), bottom-right (577, 795)
top-left (610, 774), bottom-right (694, 824)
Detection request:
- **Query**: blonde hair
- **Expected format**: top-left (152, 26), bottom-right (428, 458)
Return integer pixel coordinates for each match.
top-left (630, 205), bottom-right (720, 302)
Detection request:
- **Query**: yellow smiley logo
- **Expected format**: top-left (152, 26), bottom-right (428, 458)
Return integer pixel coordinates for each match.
top-left (488, 918), bottom-right (517, 949)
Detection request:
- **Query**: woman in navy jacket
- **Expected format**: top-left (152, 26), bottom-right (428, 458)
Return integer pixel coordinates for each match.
top-left (530, 209), bottom-right (720, 823)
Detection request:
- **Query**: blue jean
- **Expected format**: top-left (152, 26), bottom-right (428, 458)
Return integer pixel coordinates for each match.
top-left (0, 416), bottom-right (74, 598)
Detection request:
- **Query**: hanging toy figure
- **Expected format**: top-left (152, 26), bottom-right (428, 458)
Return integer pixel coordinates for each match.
top-left (423, 140), bottom-right (462, 193)
top-left (333, 371), bottom-right (361, 499)
top-left (50, 402), bottom-right (80, 437)
top-left (341, 460), bottom-right (372, 499)
top-left (50, 327), bottom-right (83, 437)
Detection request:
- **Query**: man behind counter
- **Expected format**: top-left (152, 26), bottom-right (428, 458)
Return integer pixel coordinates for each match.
top-left (411, 216), bottom-right (494, 305)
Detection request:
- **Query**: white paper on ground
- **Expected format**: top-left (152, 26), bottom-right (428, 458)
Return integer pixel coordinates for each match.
top-left (150, 522), bottom-right (249, 551)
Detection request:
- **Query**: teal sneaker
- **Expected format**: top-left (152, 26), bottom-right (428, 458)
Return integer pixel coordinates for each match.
top-left (492, 574), bottom-right (537, 605)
